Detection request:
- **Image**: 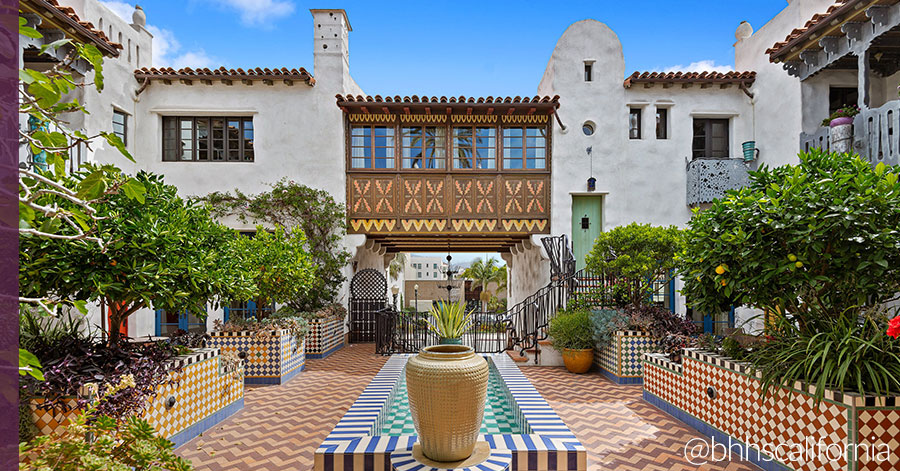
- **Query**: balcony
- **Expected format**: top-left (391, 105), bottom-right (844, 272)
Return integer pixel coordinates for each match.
top-left (800, 99), bottom-right (900, 167)
top-left (685, 158), bottom-right (750, 207)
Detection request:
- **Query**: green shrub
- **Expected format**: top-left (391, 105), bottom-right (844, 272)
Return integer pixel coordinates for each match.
top-left (590, 309), bottom-right (627, 345)
top-left (720, 336), bottom-right (747, 361)
top-left (549, 308), bottom-right (594, 350)
top-left (748, 308), bottom-right (900, 402)
top-left (585, 223), bottom-right (682, 307)
top-left (679, 150), bottom-right (900, 324)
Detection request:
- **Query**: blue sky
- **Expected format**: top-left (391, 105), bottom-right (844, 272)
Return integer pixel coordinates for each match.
top-left (103, 1), bottom-right (788, 97)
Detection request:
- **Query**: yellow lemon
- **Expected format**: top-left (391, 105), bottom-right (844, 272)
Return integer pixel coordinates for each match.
top-left (715, 265), bottom-right (726, 275)
top-left (795, 261), bottom-right (803, 268)
top-left (720, 279), bottom-right (727, 286)
top-left (788, 254), bottom-right (797, 262)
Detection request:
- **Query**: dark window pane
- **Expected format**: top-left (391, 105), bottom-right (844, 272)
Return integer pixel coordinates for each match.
top-left (829, 87), bottom-right (858, 114)
top-left (629, 108), bottom-right (641, 139)
top-left (656, 108), bottom-right (668, 140)
top-left (197, 118), bottom-right (209, 160)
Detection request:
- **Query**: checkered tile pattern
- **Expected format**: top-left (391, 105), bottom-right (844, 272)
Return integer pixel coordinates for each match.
top-left (209, 330), bottom-right (306, 384)
top-left (593, 331), bottom-right (658, 382)
top-left (643, 349), bottom-right (855, 471)
top-left (858, 409), bottom-right (900, 470)
top-left (389, 448), bottom-right (512, 471)
top-left (143, 349), bottom-right (244, 440)
top-left (381, 370), bottom-right (522, 435)
top-left (308, 316), bottom-right (345, 358)
top-left (316, 353), bottom-right (585, 471)
top-left (28, 349), bottom-right (243, 448)
top-left (29, 397), bottom-right (80, 436)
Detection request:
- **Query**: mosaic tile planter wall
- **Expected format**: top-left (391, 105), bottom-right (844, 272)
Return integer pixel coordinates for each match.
top-left (208, 329), bottom-right (306, 385)
top-left (643, 349), bottom-right (900, 471)
top-left (29, 348), bottom-right (244, 448)
top-left (593, 330), bottom-right (658, 384)
top-left (307, 316), bottom-right (345, 359)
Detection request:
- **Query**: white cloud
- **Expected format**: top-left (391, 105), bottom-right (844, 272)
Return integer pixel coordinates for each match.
top-left (212, 0), bottom-right (296, 26)
top-left (662, 60), bottom-right (734, 73)
top-left (101, 1), bottom-right (216, 69)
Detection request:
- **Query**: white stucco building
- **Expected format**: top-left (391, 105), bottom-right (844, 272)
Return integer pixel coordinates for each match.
top-left (20, 0), bottom-right (888, 339)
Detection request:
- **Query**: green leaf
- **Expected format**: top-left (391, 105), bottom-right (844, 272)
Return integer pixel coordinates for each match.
top-left (72, 300), bottom-right (88, 314)
top-left (19, 69), bottom-right (48, 85)
top-left (18, 348), bottom-right (44, 381)
top-left (76, 170), bottom-right (108, 200)
top-left (122, 178), bottom-right (147, 204)
top-left (19, 24), bottom-right (42, 39)
top-left (103, 133), bottom-right (134, 162)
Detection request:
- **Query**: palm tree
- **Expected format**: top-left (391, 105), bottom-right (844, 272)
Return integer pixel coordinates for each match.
top-left (461, 257), bottom-right (506, 310)
top-left (388, 253), bottom-right (407, 281)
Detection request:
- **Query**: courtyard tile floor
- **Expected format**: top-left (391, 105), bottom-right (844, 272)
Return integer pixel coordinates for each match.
top-left (178, 344), bottom-right (758, 471)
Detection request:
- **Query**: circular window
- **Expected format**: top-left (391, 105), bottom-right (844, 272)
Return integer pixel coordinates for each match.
top-left (583, 121), bottom-right (595, 136)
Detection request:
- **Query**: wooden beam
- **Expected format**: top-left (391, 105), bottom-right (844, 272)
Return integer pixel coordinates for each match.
top-left (424, 107), bottom-right (431, 115)
top-left (382, 106), bottom-right (391, 115)
top-left (526, 107), bottom-right (536, 115)
top-left (466, 107), bottom-right (473, 115)
top-left (263, 79), bottom-right (274, 86)
top-left (361, 106), bottom-right (369, 114)
top-left (486, 107), bottom-right (494, 115)
top-left (241, 79), bottom-right (252, 85)
top-left (179, 79), bottom-right (192, 86)
top-left (221, 78), bottom-right (232, 86)
top-left (403, 107), bottom-right (411, 115)
top-left (283, 79), bottom-right (293, 86)
top-left (662, 82), bottom-right (673, 88)
top-left (200, 79), bottom-right (212, 85)
top-left (445, 107), bottom-right (452, 115)
top-left (506, 107), bottom-right (515, 115)
top-left (162, 78), bottom-right (172, 85)
top-left (681, 83), bottom-right (693, 89)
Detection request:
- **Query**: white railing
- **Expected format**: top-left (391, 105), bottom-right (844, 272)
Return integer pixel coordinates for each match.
top-left (799, 126), bottom-right (830, 154)
top-left (856, 99), bottom-right (900, 166)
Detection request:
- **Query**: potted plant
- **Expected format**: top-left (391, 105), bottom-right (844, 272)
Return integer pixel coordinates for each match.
top-left (548, 308), bottom-right (594, 373)
top-left (426, 301), bottom-right (474, 345)
top-left (822, 104), bottom-right (859, 127)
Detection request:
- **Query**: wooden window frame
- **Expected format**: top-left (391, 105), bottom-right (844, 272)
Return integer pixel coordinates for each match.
top-left (162, 116), bottom-right (254, 162)
top-left (350, 124), bottom-right (395, 170)
top-left (112, 109), bottom-right (127, 146)
top-left (401, 125), bottom-right (446, 169)
top-left (691, 118), bottom-right (730, 159)
top-left (629, 108), bottom-right (642, 140)
top-left (502, 126), bottom-right (547, 170)
top-left (452, 125), bottom-right (497, 170)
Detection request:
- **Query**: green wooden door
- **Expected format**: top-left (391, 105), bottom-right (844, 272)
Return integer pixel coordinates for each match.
top-left (571, 196), bottom-right (602, 270)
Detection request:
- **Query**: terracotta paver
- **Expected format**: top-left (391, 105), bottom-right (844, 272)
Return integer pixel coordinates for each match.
top-left (177, 343), bottom-right (387, 471)
top-left (180, 346), bottom-right (758, 471)
top-left (521, 366), bottom-right (760, 471)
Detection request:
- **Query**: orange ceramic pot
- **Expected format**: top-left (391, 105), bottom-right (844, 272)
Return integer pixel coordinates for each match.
top-left (562, 348), bottom-right (593, 374)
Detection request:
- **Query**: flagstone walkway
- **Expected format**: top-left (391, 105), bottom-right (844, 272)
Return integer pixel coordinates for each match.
top-left (178, 344), bottom-right (758, 471)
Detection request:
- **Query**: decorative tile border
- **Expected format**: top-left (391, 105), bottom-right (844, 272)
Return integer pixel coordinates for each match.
top-left (593, 330), bottom-right (658, 384)
top-left (208, 331), bottom-right (306, 385)
top-left (314, 353), bottom-right (585, 471)
top-left (308, 316), bottom-right (345, 359)
top-left (30, 348), bottom-right (244, 449)
top-left (389, 448), bottom-right (512, 471)
top-left (643, 349), bottom-right (900, 471)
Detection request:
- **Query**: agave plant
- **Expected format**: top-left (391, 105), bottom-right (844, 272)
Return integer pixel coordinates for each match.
top-left (426, 301), bottom-right (474, 342)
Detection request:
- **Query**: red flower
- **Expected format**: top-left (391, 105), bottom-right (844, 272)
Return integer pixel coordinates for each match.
top-left (887, 316), bottom-right (900, 339)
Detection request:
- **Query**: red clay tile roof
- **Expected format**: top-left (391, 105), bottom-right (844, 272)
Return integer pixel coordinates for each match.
top-left (764, 0), bottom-right (896, 62)
top-left (623, 71), bottom-right (756, 88)
top-left (21, 0), bottom-right (122, 56)
top-left (335, 95), bottom-right (560, 105)
top-left (134, 67), bottom-right (315, 85)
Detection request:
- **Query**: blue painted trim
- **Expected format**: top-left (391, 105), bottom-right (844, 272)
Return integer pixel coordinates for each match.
top-left (308, 342), bottom-right (345, 359)
top-left (596, 367), bottom-right (643, 385)
top-left (170, 398), bottom-right (244, 449)
top-left (643, 390), bottom-right (791, 471)
top-left (668, 277), bottom-right (676, 313)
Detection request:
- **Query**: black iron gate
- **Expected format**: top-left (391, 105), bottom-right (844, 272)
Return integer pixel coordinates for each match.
top-left (348, 268), bottom-right (388, 343)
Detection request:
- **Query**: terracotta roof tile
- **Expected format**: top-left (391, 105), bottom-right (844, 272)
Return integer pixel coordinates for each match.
top-left (334, 94), bottom-right (560, 105)
top-left (22, 0), bottom-right (122, 56)
top-left (623, 71), bottom-right (756, 88)
top-left (764, 0), bottom-right (885, 61)
top-left (134, 67), bottom-right (315, 85)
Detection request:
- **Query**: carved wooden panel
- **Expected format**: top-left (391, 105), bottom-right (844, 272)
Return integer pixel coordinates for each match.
top-left (347, 173), bottom-right (549, 234)
top-left (400, 176), bottom-right (446, 218)
top-left (451, 176), bottom-right (498, 219)
top-left (501, 176), bottom-right (548, 218)
top-left (348, 175), bottom-right (396, 218)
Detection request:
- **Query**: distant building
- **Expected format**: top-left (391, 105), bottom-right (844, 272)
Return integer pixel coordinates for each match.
top-left (404, 255), bottom-right (446, 281)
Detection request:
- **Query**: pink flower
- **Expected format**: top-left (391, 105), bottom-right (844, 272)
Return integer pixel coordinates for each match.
top-left (887, 316), bottom-right (900, 339)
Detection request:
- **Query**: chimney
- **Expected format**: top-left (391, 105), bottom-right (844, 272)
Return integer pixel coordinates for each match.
top-left (310, 9), bottom-right (351, 90)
